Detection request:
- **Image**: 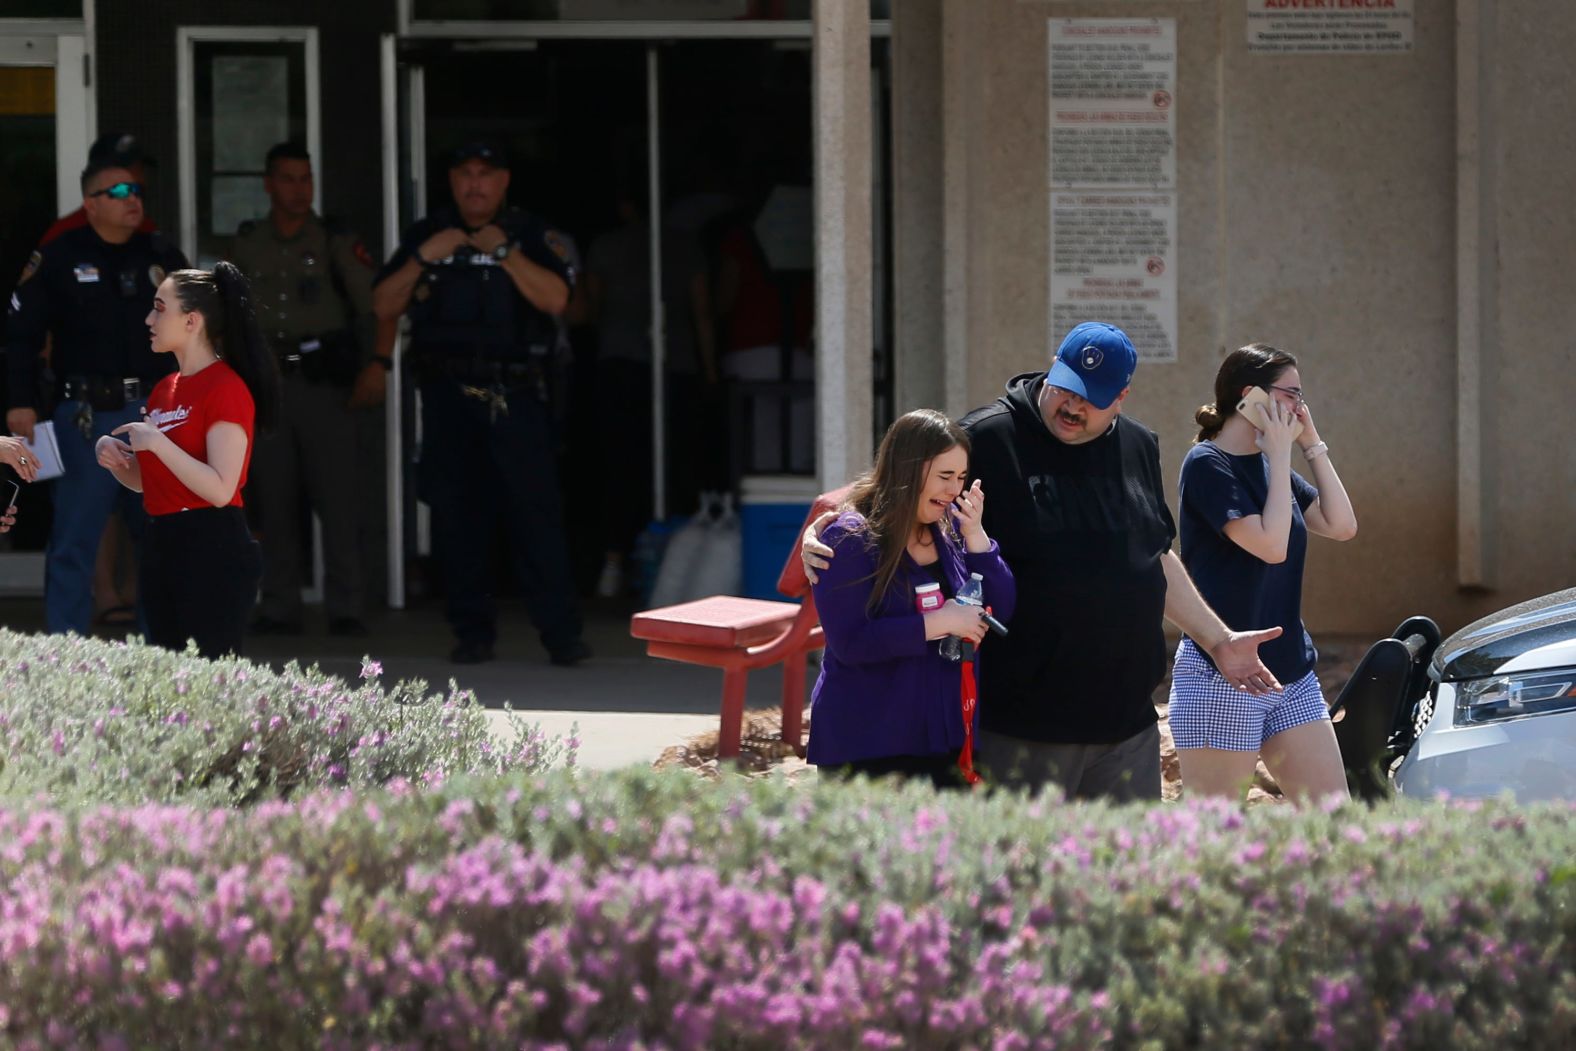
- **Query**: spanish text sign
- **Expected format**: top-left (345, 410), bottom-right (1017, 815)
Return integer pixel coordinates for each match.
top-left (1048, 18), bottom-right (1176, 189)
top-left (1050, 193), bottom-right (1177, 364)
top-left (1048, 19), bottom-right (1178, 363)
top-left (1247, 0), bottom-right (1414, 54)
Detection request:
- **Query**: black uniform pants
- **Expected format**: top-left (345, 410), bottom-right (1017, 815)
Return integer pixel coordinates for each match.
top-left (252, 371), bottom-right (364, 623)
top-left (141, 507), bottom-right (263, 660)
top-left (418, 376), bottom-right (583, 653)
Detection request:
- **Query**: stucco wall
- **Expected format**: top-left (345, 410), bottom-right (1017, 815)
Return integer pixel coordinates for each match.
top-left (918, 0), bottom-right (1575, 638)
top-left (1489, 6), bottom-right (1576, 609)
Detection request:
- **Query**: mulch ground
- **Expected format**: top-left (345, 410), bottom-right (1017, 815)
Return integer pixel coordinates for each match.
top-left (653, 637), bottom-right (1371, 803)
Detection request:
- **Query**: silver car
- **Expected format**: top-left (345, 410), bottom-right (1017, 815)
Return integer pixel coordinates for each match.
top-left (1393, 588), bottom-right (1576, 802)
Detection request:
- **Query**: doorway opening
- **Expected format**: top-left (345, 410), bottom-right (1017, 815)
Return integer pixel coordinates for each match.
top-left (399, 35), bottom-right (891, 598)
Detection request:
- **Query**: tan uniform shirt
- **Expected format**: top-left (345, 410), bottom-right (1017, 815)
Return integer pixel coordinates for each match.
top-left (230, 212), bottom-right (375, 356)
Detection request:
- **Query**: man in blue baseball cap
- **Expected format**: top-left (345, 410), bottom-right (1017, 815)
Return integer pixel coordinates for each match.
top-left (802, 320), bottom-right (1282, 802)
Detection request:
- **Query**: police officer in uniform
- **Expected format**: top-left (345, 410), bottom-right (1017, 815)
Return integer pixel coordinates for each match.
top-left (373, 140), bottom-right (589, 666)
top-left (5, 157), bottom-right (188, 634)
top-left (233, 142), bottom-right (380, 637)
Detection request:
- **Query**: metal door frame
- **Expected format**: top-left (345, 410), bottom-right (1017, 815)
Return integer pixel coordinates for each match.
top-left (0, 17), bottom-right (95, 596)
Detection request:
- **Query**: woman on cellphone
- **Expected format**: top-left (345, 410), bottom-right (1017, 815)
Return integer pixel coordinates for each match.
top-left (1171, 343), bottom-right (1358, 802)
top-left (807, 409), bottom-right (1015, 788)
top-left (96, 263), bottom-right (278, 658)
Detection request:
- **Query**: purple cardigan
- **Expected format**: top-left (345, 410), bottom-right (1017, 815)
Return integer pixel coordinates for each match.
top-left (807, 512), bottom-right (1016, 766)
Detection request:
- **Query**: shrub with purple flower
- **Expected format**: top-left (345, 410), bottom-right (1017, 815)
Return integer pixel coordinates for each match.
top-left (0, 629), bottom-right (574, 807)
top-left (0, 769), bottom-right (1573, 1047)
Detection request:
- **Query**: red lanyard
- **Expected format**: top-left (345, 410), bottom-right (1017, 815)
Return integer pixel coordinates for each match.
top-left (958, 659), bottom-right (981, 784)
top-left (956, 604), bottom-right (991, 785)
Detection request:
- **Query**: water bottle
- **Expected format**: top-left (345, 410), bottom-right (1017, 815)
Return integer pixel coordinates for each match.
top-left (940, 573), bottom-right (985, 662)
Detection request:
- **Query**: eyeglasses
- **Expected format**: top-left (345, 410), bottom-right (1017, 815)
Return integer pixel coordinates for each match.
top-left (89, 181), bottom-right (143, 200)
top-left (1267, 384), bottom-right (1304, 406)
top-left (1045, 384), bottom-right (1089, 407)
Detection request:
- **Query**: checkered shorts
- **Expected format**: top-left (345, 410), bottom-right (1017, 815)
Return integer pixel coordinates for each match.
top-left (1167, 638), bottom-right (1329, 752)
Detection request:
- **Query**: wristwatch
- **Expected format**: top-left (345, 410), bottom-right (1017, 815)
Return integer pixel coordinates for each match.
top-left (492, 242), bottom-right (512, 261)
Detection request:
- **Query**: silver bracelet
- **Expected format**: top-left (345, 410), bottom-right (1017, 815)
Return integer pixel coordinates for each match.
top-left (1303, 441), bottom-right (1330, 461)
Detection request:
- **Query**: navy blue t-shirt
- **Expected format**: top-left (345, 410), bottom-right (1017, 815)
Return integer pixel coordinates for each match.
top-left (1177, 442), bottom-right (1320, 683)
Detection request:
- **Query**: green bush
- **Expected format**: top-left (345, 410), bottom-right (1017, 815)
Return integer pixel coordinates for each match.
top-left (0, 629), bottom-right (573, 806)
top-left (1, 769), bottom-right (1572, 1048)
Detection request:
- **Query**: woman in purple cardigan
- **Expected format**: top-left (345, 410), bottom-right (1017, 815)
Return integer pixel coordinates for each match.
top-left (808, 409), bottom-right (1016, 787)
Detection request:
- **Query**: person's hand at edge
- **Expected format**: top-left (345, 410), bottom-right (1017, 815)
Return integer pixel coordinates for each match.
top-left (800, 510), bottom-right (838, 585)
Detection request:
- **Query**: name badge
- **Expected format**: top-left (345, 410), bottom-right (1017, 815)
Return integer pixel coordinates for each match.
top-left (73, 264), bottom-right (101, 284)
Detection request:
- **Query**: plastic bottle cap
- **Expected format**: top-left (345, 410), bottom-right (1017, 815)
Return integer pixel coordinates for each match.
top-left (915, 582), bottom-right (941, 592)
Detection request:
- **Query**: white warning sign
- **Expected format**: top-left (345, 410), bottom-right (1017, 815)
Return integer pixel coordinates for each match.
top-left (1246, 0), bottom-right (1414, 55)
top-left (1048, 19), bottom-right (1178, 362)
top-left (1050, 192), bottom-right (1177, 364)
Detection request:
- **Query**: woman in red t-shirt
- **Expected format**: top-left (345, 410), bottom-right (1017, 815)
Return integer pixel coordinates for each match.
top-left (95, 262), bottom-right (279, 658)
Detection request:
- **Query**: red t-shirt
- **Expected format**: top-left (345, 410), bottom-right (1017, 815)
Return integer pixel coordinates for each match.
top-left (137, 362), bottom-right (255, 516)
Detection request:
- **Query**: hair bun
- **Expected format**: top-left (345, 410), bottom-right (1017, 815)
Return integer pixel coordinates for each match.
top-left (1194, 403), bottom-right (1223, 429)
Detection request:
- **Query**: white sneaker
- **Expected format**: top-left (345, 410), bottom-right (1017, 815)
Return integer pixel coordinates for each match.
top-left (596, 558), bottom-right (624, 598)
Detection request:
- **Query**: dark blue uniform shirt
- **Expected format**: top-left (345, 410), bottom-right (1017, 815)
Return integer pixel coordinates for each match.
top-left (5, 225), bottom-right (187, 410)
top-left (377, 206), bottom-right (574, 361)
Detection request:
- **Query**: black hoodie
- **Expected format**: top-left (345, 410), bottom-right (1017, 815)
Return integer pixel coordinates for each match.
top-left (960, 372), bottom-right (1176, 744)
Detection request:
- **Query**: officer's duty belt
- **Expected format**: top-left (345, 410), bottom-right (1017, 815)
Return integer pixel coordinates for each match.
top-left (273, 332), bottom-right (353, 367)
top-left (415, 354), bottom-right (545, 388)
top-left (276, 334), bottom-right (323, 372)
top-left (279, 335), bottom-right (321, 367)
top-left (60, 375), bottom-right (151, 409)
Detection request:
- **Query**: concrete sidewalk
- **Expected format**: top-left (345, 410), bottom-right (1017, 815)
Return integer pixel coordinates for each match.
top-left (483, 709), bottom-right (723, 771)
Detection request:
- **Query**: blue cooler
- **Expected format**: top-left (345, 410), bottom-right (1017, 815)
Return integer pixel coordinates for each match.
top-left (738, 475), bottom-right (819, 599)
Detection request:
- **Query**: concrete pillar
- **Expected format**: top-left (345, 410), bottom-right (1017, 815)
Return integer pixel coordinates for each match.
top-left (813, 0), bottom-right (874, 488)
top-left (891, 0), bottom-right (945, 415)
top-left (940, 0), bottom-right (976, 418)
top-left (1456, 0), bottom-right (1496, 587)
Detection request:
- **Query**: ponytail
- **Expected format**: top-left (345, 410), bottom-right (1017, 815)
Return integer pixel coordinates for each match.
top-left (211, 261), bottom-right (279, 431)
top-left (168, 264), bottom-right (280, 431)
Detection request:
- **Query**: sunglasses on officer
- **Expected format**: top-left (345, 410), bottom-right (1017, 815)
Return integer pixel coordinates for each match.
top-left (89, 181), bottom-right (143, 200)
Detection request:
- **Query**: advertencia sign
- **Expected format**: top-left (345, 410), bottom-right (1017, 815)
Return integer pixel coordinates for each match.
top-left (1247, 0), bottom-right (1414, 54)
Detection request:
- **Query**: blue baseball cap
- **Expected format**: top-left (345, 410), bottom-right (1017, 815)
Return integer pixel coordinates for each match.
top-left (449, 139), bottom-right (510, 169)
top-left (1046, 322), bottom-right (1138, 410)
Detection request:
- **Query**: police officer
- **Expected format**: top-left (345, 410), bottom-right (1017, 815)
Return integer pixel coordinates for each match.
top-left (38, 132), bottom-right (158, 247)
top-left (233, 141), bottom-right (379, 637)
top-left (5, 157), bottom-right (188, 634)
top-left (372, 140), bottom-right (589, 666)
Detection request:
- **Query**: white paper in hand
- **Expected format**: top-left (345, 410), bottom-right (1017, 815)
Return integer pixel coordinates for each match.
top-left (20, 422), bottom-right (65, 481)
